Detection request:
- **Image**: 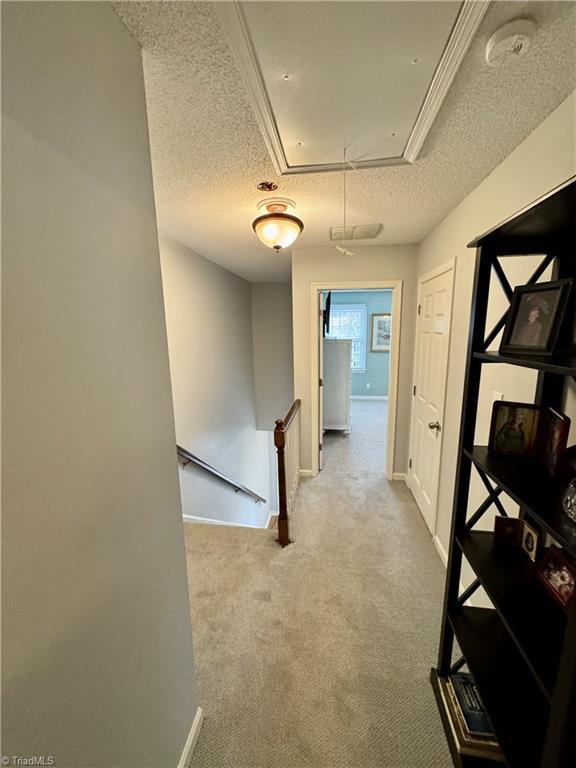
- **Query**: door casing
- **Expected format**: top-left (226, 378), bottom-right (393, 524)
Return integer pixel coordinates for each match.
top-left (310, 280), bottom-right (403, 480)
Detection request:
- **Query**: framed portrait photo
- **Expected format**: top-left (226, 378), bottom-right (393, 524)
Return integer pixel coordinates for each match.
top-left (371, 313), bottom-right (391, 352)
top-left (488, 401), bottom-right (541, 458)
top-left (499, 279), bottom-right (572, 356)
top-left (537, 408), bottom-right (570, 476)
top-left (537, 547), bottom-right (576, 612)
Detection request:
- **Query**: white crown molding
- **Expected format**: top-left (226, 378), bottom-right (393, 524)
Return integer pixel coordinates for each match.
top-left (217, 0), bottom-right (491, 175)
top-left (403, 0), bottom-right (491, 162)
top-left (215, 0), bottom-right (287, 175)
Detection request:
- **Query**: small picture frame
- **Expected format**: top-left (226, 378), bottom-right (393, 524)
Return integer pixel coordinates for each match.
top-left (488, 401), bottom-right (541, 458)
top-left (370, 313), bottom-right (391, 352)
top-left (562, 477), bottom-right (576, 525)
top-left (521, 521), bottom-right (538, 562)
top-left (493, 516), bottom-right (523, 545)
top-left (537, 547), bottom-right (576, 611)
top-left (538, 408), bottom-right (571, 476)
top-left (499, 279), bottom-right (572, 356)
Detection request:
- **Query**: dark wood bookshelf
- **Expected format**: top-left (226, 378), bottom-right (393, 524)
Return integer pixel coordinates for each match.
top-left (432, 177), bottom-right (576, 768)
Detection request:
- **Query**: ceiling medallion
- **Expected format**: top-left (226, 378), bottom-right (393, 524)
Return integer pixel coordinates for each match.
top-left (252, 197), bottom-right (304, 253)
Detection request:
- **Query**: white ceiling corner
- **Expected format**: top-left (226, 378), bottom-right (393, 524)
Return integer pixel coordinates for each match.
top-left (215, 0), bottom-right (491, 174)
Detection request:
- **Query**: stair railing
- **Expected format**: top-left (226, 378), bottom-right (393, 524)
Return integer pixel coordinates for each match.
top-left (274, 399), bottom-right (301, 546)
top-left (177, 445), bottom-right (266, 504)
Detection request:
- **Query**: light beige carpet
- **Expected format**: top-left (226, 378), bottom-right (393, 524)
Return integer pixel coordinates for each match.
top-left (185, 401), bottom-right (452, 768)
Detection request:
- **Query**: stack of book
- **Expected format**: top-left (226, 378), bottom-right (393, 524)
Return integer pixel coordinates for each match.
top-left (439, 672), bottom-right (504, 762)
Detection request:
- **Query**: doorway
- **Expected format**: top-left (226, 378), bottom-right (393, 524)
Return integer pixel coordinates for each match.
top-left (407, 262), bottom-right (454, 536)
top-left (310, 281), bottom-right (403, 479)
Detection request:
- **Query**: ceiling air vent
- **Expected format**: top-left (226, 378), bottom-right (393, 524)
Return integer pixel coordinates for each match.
top-left (330, 224), bottom-right (383, 242)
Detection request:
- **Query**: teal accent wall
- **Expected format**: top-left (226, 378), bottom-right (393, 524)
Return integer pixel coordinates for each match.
top-left (329, 290), bottom-right (392, 396)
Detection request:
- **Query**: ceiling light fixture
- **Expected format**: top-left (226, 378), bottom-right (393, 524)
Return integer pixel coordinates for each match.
top-left (252, 198), bottom-right (304, 252)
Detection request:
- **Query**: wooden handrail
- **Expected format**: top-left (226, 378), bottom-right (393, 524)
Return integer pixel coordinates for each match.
top-left (274, 399), bottom-right (301, 546)
top-left (176, 445), bottom-right (266, 504)
top-left (276, 399), bottom-right (301, 432)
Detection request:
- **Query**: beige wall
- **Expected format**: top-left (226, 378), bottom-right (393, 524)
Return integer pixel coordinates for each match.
top-left (251, 283), bottom-right (294, 430)
top-left (160, 237), bottom-right (274, 526)
top-left (291, 245), bottom-right (418, 473)
top-left (2, 4), bottom-right (198, 766)
top-left (417, 90), bottom-right (576, 563)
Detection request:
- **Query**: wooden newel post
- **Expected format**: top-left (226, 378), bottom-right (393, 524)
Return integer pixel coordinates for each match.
top-left (274, 418), bottom-right (291, 547)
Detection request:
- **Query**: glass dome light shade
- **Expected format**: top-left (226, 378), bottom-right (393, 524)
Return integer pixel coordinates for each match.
top-left (252, 212), bottom-right (304, 251)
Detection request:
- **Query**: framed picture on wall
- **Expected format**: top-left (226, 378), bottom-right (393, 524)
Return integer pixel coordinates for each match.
top-left (371, 313), bottom-right (391, 352)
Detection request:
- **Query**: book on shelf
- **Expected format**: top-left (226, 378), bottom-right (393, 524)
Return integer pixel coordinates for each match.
top-left (449, 672), bottom-right (496, 738)
top-left (438, 676), bottom-right (504, 762)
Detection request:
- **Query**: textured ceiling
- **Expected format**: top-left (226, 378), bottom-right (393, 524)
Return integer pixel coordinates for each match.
top-left (115, 1), bottom-right (576, 282)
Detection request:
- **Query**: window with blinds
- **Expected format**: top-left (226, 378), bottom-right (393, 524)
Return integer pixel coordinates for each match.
top-left (328, 304), bottom-right (368, 372)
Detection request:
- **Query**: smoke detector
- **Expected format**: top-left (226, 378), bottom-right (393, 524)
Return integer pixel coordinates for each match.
top-left (485, 19), bottom-right (536, 68)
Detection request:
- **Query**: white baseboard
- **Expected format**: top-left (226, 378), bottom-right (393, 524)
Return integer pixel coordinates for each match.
top-left (177, 706), bottom-right (204, 768)
top-left (434, 535), bottom-right (448, 567)
top-left (351, 395), bottom-right (388, 400)
top-left (392, 472), bottom-right (407, 483)
top-left (299, 469), bottom-right (314, 477)
top-left (182, 514), bottom-right (267, 530)
top-left (265, 511), bottom-right (279, 528)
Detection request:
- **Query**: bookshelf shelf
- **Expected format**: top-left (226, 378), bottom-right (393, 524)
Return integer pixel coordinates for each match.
top-left (464, 447), bottom-right (576, 559)
top-left (457, 532), bottom-right (564, 699)
top-left (473, 351), bottom-right (576, 377)
top-left (432, 177), bottom-right (576, 768)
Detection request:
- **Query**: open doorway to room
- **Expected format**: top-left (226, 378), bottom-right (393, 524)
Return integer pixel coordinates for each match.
top-left (311, 281), bottom-right (403, 479)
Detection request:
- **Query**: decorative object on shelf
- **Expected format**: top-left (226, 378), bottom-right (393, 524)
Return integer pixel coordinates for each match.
top-left (559, 445), bottom-right (576, 525)
top-left (493, 516), bottom-right (523, 545)
top-left (562, 478), bottom-right (576, 524)
top-left (539, 408), bottom-right (571, 476)
top-left (499, 279), bottom-right (573, 356)
top-left (536, 546), bottom-right (576, 612)
top-left (252, 197), bottom-right (304, 252)
top-left (489, 400), bottom-right (541, 457)
top-left (488, 401), bottom-right (571, 474)
top-left (370, 313), bottom-right (391, 352)
top-left (521, 521), bottom-right (539, 562)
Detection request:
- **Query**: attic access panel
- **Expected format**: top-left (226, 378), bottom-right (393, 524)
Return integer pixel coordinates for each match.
top-left (217, 1), bottom-right (489, 174)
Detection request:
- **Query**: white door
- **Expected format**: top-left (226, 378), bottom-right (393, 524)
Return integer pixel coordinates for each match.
top-left (318, 294), bottom-right (324, 470)
top-left (408, 265), bottom-right (454, 535)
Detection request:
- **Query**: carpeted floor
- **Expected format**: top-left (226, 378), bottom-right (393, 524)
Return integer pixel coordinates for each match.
top-left (185, 401), bottom-right (452, 768)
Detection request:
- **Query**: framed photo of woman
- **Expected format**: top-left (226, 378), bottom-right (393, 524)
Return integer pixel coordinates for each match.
top-left (488, 401), bottom-right (541, 458)
top-left (499, 279), bottom-right (572, 356)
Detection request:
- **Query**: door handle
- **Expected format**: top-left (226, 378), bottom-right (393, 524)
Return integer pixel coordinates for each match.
top-left (428, 421), bottom-right (441, 432)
